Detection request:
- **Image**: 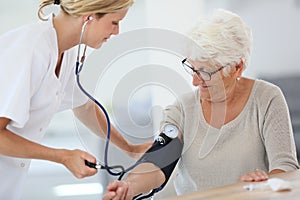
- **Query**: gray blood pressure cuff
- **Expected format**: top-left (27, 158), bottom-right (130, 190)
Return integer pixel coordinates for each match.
top-left (136, 136), bottom-right (183, 191)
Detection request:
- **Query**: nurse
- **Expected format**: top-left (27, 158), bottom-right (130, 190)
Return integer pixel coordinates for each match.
top-left (0, 0), bottom-right (149, 199)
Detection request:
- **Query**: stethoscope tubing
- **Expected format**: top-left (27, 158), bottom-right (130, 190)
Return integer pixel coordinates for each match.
top-left (75, 20), bottom-right (155, 199)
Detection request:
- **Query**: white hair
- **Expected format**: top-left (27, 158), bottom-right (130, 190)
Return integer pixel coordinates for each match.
top-left (186, 9), bottom-right (253, 73)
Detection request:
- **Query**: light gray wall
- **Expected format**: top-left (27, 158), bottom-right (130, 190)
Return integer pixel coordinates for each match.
top-left (2, 0), bottom-right (299, 79)
top-left (142, 0), bottom-right (300, 78)
top-left (205, 0), bottom-right (300, 78)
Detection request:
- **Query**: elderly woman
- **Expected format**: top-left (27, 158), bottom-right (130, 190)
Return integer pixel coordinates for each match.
top-left (103, 9), bottom-right (299, 200)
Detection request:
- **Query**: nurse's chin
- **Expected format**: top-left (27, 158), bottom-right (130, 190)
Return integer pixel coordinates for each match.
top-left (94, 40), bottom-right (107, 49)
top-left (94, 44), bottom-right (103, 49)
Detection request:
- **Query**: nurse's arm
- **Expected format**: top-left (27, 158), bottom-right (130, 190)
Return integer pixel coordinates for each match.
top-left (0, 117), bottom-right (97, 178)
top-left (73, 100), bottom-right (152, 157)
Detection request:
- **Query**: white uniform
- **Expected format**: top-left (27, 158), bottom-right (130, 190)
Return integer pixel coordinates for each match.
top-left (0, 16), bottom-right (88, 199)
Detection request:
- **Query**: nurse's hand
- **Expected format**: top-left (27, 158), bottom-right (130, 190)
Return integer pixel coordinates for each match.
top-left (58, 149), bottom-right (97, 178)
top-left (103, 180), bottom-right (133, 200)
top-left (238, 169), bottom-right (269, 182)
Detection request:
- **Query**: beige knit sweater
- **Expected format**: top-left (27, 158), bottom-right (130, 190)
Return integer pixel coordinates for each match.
top-left (161, 79), bottom-right (299, 195)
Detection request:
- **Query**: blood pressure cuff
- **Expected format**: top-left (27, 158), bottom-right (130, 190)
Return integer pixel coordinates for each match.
top-left (136, 137), bottom-right (183, 191)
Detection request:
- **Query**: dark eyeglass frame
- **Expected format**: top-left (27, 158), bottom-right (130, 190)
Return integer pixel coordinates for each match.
top-left (181, 58), bottom-right (226, 81)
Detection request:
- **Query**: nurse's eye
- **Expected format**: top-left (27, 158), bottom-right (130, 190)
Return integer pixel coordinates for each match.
top-left (112, 21), bottom-right (119, 25)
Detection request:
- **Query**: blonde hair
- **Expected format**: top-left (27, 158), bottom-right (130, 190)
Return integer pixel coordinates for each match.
top-left (186, 9), bottom-right (253, 73)
top-left (38, 0), bottom-right (134, 21)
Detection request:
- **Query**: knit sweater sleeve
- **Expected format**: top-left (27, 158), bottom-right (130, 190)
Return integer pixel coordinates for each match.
top-left (160, 90), bottom-right (199, 135)
top-left (160, 101), bottom-right (184, 134)
top-left (259, 81), bottom-right (299, 171)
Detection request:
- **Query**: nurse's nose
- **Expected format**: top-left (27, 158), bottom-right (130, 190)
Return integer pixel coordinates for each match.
top-left (112, 25), bottom-right (119, 35)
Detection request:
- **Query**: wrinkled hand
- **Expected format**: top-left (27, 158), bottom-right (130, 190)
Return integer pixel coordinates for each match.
top-left (126, 141), bottom-right (153, 160)
top-left (238, 169), bottom-right (269, 182)
top-left (59, 149), bottom-right (98, 178)
top-left (103, 180), bottom-right (132, 200)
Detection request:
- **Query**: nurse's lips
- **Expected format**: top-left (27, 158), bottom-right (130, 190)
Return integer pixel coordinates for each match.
top-left (104, 36), bottom-right (110, 42)
top-left (200, 85), bottom-right (209, 90)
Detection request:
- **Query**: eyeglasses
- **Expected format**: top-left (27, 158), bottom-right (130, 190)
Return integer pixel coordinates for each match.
top-left (181, 58), bottom-right (225, 81)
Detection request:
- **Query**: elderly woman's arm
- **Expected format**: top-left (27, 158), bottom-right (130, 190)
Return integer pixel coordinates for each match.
top-left (103, 163), bottom-right (165, 200)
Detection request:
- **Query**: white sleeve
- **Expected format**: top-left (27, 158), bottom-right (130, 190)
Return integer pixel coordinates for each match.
top-left (0, 45), bottom-right (34, 128)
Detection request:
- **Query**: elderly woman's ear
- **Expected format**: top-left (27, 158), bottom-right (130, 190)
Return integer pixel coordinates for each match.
top-left (234, 60), bottom-right (244, 78)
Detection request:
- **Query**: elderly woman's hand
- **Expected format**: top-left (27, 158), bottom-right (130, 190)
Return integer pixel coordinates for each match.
top-left (103, 180), bottom-right (133, 200)
top-left (238, 169), bottom-right (269, 182)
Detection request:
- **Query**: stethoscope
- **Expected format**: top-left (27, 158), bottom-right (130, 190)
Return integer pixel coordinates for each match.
top-left (74, 17), bottom-right (156, 200)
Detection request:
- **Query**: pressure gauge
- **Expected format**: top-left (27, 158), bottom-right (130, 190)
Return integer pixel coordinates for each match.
top-left (162, 124), bottom-right (179, 139)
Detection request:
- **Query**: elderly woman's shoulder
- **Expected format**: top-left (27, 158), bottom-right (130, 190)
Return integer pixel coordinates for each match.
top-left (254, 79), bottom-right (284, 97)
